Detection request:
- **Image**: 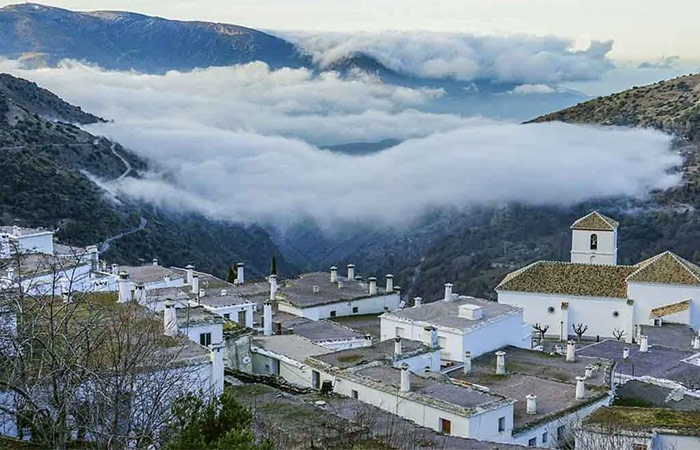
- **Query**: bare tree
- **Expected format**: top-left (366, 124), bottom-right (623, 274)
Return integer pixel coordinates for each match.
top-left (572, 323), bottom-right (589, 344)
top-left (612, 328), bottom-right (626, 341)
top-left (532, 323), bottom-right (550, 344)
top-left (0, 244), bottom-right (205, 449)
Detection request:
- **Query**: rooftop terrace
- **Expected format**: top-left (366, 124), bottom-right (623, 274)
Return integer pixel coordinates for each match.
top-left (313, 338), bottom-right (431, 369)
top-left (279, 272), bottom-right (391, 308)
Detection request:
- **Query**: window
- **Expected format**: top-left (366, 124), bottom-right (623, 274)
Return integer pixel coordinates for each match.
top-left (199, 332), bottom-right (211, 346)
top-left (238, 310), bottom-right (246, 324)
top-left (351, 390), bottom-right (358, 399)
top-left (542, 431), bottom-right (548, 444)
top-left (527, 437), bottom-right (536, 447)
top-left (330, 310), bottom-right (337, 318)
top-left (395, 326), bottom-right (404, 338)
top-left (223, 313), bottom-right (230, 319)
top-left (440, 418), bottom-right (452, 435)
top-left (632, 444), bottom-right (646, 450)
top-left (590, 233), bottom-right (598, 250)
top-left (352, 306), bottom-right (359, 314)
top-left (498, 417), bottom-right (506, 432)
top-left (312, 370), bottom-right (320, 389)
top-left (557, 425), bottom-right (566, 442)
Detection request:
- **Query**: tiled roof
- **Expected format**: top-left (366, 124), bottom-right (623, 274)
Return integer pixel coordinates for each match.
top-left (627, 251), bottom-right (700, 286)
top-left (496, 261), bottom-right (635, 298)
top-left (571, 211), bottom-right (619, 231)
top-left (650, 300), bottom-right (691, 318)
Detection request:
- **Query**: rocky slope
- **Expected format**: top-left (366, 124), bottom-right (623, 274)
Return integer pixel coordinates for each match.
top-left (0, 73), bottom-right (293, 279)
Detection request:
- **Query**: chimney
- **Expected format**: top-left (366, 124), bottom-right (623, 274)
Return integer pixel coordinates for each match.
top-left (623, 347), bottom-right (630, 359)
top-left (87, 245), bottom-right (99, 271)
top-left (526, 394), bottom-right (537, 415)
top-left (185, 264), bottom-right (194, 285)
top-left (152, 258), bottom-right (158, 266)
top-left (60, 278), bottom-right (70, 303)
top-left (263, 302), bottom-right (273, 336)
top-left (566, 340), bottom-right (576, 362)
top-left (330, 266), bottom-right (338, 283)
top-left (368, 277), bottom-right (377, 295)
top-left (425, 326), bottom-right (438, 348)
top-left (269, 274), bottom-right (278, 301)
top-left (414, 297), bottom-right (422, 308)
top-left (163, 300), bottom-right (178, 337)
top-left (192, 273), bottom-right (199, 296)
top-left (221, 289), bottom-right (227, 296)
top-left (237, 263), bottom-right (245, 285)
top-left (347, 264), bottom-right (355, 280)
top-left (458, 304), bottom-right (483, 320)
top-left (575, 376), bottom-right (586, 400)
top-left (12, 226), bottom-right (21, 236)
top-left (693, 336), bottom-right (700, 350)
top-left (394, 337), bottom-right (402, 358)
top-left (463, 351), bottom-right (472, 375)
top-left (639, 335), bottom-right (649, 352)
top-left (117, 271), bottom-right (131, 303)
top-left (400, 364), bottom-right (411, 393)
top-left (444, 283), bottom-right (453, 301)
top-left (134, 283), bottom-right (146, 304)
top-left (111, 263), bottom-right (119, 275)
top-left (585, 365), bottom-right (593, 378)
top-left (385, 274), bottom-right (394, 293)
top-left (164, 274), bottom-right (171, 283)
top-left (495, 351), bottom-right (506, 375)
top-left (0, 234), bottom-right (10, 259)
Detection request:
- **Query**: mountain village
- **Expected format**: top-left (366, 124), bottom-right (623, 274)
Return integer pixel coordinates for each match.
top-left (2, 212), bottom-right (700, 449)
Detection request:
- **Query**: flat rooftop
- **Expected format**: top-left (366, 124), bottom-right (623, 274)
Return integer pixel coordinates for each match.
top-left (0, 226), bottom-right (53, 236)
top-left (174, 305), bottom-right (224, 328)
top-left (451, 346), bottom-right (612, 431)
top-left (353, 364), bottom-right (507, 412)
top-left (199, 288), bottom-right (251, 308)
top-left (278, 272), bottom-right (391, 308)
top-left (273, 311), bottom-right (366, 343)
top-left (383, 296), bottom-right (520, 332)
top-left (313, 338), bottom-right (431, 369)
top-left (120, 264), bottom-right (183, 284)
top-left (583, 406), bottom-right (700, 436)
top-left (252, 334), bottom-right (331, 362)
top-left (577, 340), bottom-right (700, 387)
top-left (640, 323), bottom-right (698, 352)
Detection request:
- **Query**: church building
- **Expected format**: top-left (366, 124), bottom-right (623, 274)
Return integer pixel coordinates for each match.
top-left (497, 212), bottom-right (700, 343)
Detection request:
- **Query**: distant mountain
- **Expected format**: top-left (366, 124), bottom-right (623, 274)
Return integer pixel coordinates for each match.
top-left (0, 73), bottom-right (294, 279)
top-left (530, 73), bottom-right (700, 142)
top-left (0, 3), bottom-right (307, 73)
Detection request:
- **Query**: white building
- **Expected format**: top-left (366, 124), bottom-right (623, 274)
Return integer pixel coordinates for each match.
top-left (380, 288), bottom-right (530, 360)
top-left (276, 267), bottom-right (401, 320)
top-left (197, 287), bottom-right (256, 329)
top-left (0, 226), bottom-right (55, 255)
top-left (497, 211), bottom-right (700, 343)
top-left (272, 311), bottom-right (372, 351)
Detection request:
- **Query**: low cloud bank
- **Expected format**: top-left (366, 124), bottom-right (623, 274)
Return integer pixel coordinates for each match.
top-left (1, 59), bottom-right (680, 227)
top-left (286, 31), bottom-right (614, 83)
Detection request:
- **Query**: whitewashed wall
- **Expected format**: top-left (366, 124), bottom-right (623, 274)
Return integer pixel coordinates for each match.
top-left (279, 293), bottom-right (400, 320)
top-left (627, 282), bottom-right (700, 330)
top-left (571, 229), bottom-right (617, 265)
top-left (16, 233), bottom-right (54, 255)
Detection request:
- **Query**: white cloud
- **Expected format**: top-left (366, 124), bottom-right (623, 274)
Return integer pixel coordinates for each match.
top-left (285, 31), bottom-right (614, 83)
top-left (509, 84), bottom-right (557, 95)
top-left (0, 59), bottom-right (680, 227)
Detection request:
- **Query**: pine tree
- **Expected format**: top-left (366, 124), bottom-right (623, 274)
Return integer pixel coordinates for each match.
top-left (270, 255), bottom-right (277, 276)
top-left (226, 264), bottom-right (236, 283)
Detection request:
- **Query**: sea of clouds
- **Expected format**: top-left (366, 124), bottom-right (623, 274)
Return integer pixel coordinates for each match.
top-left (0, 50), bottom-right (681, 227)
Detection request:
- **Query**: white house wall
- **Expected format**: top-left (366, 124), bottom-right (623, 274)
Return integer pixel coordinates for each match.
top-left (571, 229), bottom-right (617, 265)
top-left (17, 233), bottom-right (54, 255)
top-left (627, 282), bottom-right (700, 330)
top-left (280, 293), bottom-right (400, 320)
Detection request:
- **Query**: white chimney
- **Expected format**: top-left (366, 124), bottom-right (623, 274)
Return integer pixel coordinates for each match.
top-left (210, 343), bottom-right (224, 396)
top-left (236, 263), bottom-right (245, 285)
top-left (330, 266), bottom-right (338, 283)
top-left (152, 258), bottom-right (158, 266)
top-left (693, 336), bottom-right (700, 350)
top-left (269, 274), bottom-right (277, 301)
top-left (496, 350), bottom-right (506, 375)
top-left (639, 335), bottom-right (649, 352)
top-left (623, 347), bottom-right (630, 359)
top-left (0, 234), bottom-right (10, 259)
top-left (220, 289), bottom-right (227, 296)
top-left (192, 273), bottom-right (199, 296)
top-left (400, 364), bottom-right (410, 393)
top-left (463, 351), bottom-right (472, 375)
top-left (414, 297), bottom-right (422, 307)
top-left (425, 326), bottom-right (438, 348)
top-left (458, 304), bottom-right (483, 320)
top-left (385, 274), bottom-right (394, 293)
top-left (526, 394), bottom-right (537, 415)
top-left (444, 283), bottom-right (453, 301)
top-left (117, 271), bottom-right (131, 303)
top-left (575, 376), bottom-right (586, 400)
top-left (163, 300), bottom-right (178, 337)
top-left (347, 264), bottom-right (355, 280)
top-left (163, 274), bottom-right (171, 283)
top-left (585, 365), bottom-right (593, 378)
top-left (566, 340), bottom-right (576, 362)
top-left (134, 283), bottom-right (146, 304)
top-left (87, 245), bottom-right (99, 271)
top-left (185, 264), bottom-right (194, 285)
top-left (111, 263), bottom-right (119, 275)
top-left (368, 277), bottom-right (377, 295)
top-left (263, 302), bottom-right (273, 336)
top-left (12, 226), bottom-right (21, 236)
top-left (60, 277), bottom-right (70, 303)
top-left (394, 337), bottom-right (402, 358)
